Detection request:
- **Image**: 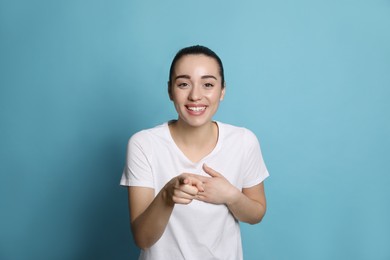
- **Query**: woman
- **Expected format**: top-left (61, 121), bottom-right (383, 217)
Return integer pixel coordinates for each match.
top-left (120, 45), bottom-right (269, 260)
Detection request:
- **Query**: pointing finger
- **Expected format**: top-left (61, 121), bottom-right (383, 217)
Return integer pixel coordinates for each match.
top-left (179, 176), bottom-right (190, 185)
top-left (178, 175), bottom-right (205, 193)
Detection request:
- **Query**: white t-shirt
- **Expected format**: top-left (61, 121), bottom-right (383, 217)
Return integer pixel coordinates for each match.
top-left (120, 121), bottom-right (269, 260)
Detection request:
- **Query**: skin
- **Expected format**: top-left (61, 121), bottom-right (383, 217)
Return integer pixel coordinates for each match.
top-left (128, 54), bottom-right (267, 249)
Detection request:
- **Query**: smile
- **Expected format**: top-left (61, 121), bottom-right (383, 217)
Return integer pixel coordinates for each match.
top-left (186, 106), bottom-right (207, 112)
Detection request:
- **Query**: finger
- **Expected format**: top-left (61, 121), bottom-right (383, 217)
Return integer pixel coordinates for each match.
top-left (203, 164), bottom-right (221, 177)
top-left (173, 187), bottom-right (198, 203)
top-left (179, 176), bottom-right (190, 185)
top-left (180, 173), bottom-right (202, 184)
top-left (185, 173), bottom-right (209, 183)
top-left (180, 184), bottom-right (200, 196)
top-left (174, 189), bottom-right (197, 200)
top-left (182, 174), bottom-right (207, 190)
top-left (173, 196), bottom-right (193, 205)
top-left (194, 181), bottom-right (204, 192)
top-left (195, 194), bottom-right (209, 203)
top-left (187, 176), bottom-right (204, 192)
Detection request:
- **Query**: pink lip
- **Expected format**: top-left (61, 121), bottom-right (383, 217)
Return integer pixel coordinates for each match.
top-left (185, 104), bottom-right (207, 107)
top-left (185, 104), bottom-right (207, 116)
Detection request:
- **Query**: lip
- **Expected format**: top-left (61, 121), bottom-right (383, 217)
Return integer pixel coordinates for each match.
top-left (185, 104), bottom-right (207, 115)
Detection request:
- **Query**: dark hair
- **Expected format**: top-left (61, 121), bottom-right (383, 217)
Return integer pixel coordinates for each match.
top-left (168, 45), bottom-right (225, 95)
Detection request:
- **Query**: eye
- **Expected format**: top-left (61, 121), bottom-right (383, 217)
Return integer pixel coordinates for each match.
top-left (177, 82), bottom-right (189, 88)
top-left (204, 83), bottom-right (214, 88)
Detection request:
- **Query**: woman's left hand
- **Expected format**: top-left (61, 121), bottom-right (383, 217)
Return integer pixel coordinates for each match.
top-left (196, 164), bottom-right (240, 205)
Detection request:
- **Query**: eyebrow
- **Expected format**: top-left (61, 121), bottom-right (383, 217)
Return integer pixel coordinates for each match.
top-left (175, 75), bottom-right (217, 80)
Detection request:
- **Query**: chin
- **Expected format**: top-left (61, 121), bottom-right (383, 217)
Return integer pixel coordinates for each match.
top-left (180, 117), bottom-right (212, 128)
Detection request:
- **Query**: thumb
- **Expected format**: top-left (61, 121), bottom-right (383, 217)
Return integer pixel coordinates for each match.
top-left (203, 164), bottom-right (221, 177)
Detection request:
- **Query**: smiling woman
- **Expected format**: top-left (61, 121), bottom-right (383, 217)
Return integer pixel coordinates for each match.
top-left (120, 45), bottom-right (269, 260)
top-left (170, 54), bottom-right (225, 130)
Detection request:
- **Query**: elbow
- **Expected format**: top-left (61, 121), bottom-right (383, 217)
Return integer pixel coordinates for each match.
top-left (239, 211), bottom-right (265, 225)
top-left (134, 238), bottom-right (151, 250)
top-left (131, 225), bottom-right (157, 250)
top-left (133, 233), bottom-right (154, 250)
top-left (247, 214), bottom-right (264, 225)
top-left (248, 206), bottom-right (266, 225)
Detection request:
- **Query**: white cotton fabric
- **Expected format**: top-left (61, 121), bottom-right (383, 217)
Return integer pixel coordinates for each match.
top-left (120, 121), bottom-right (269, 260)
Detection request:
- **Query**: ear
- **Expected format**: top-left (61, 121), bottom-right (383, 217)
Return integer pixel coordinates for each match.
top-left (220, 83), bottom-right (226, 101)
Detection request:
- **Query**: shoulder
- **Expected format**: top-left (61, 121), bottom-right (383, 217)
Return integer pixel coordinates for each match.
top-left (217, 121), bottom-right (259, 143)
top-left (128, 122), bottom-right (169, 147)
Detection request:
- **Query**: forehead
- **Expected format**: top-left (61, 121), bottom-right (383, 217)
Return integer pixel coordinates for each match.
top-left (174, 54), bottom-right (220, 75)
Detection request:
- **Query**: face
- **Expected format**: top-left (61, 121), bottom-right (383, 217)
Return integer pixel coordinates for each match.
top-left (170, 54), bottom-right (225, 128)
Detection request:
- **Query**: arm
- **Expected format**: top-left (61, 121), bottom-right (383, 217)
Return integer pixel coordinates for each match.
top-left (128, 174), bottom-right (204, 249)
top-left (226, 183), bottom-right (266, 224)
top-left (196, 164), bottom-right (267, 224)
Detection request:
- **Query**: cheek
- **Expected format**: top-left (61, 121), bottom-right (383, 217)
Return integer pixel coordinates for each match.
top-left (205, 91), bottom-right (223, 102)
top-left (171, 91), bottom-right (186, 104)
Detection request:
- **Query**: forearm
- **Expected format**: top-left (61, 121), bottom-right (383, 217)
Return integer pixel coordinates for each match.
top-left (226, 189), bottom-right (266, 224)
top-left (131, 189), bottom-right (174, 249)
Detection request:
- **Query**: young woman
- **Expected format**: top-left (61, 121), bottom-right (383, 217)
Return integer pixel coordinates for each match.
top-left (120, 45), bottom-right (269, 260)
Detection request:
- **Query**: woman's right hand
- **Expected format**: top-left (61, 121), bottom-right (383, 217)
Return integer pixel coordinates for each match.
top-left (164, 174), bottom-right (204, 205)
top-left (129, 174), bottom-right (204, 249)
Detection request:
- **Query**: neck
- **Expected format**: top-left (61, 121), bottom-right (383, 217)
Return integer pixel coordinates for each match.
top-left (169, 120), bottom-right (217, 147)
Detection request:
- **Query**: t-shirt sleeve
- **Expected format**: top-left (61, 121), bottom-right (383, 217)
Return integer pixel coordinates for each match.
top-left (120, 131), bottom-right (154, 188)
top-left (242, 129), bottom-right (269, 188)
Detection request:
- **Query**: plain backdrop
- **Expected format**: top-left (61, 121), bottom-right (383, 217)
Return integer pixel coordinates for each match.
top-left (1, 0), bottom-right (389, 259)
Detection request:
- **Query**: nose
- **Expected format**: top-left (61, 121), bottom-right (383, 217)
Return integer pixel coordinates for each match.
top-left (188, 86), bottom-right (201, 101)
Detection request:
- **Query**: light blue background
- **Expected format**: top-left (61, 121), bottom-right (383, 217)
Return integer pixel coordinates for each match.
top-left (1, 0), bottom-right (389, 259)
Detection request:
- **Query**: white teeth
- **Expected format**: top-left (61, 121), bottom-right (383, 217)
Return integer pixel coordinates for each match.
top-left (187, 106), bottom-right (206, 112)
